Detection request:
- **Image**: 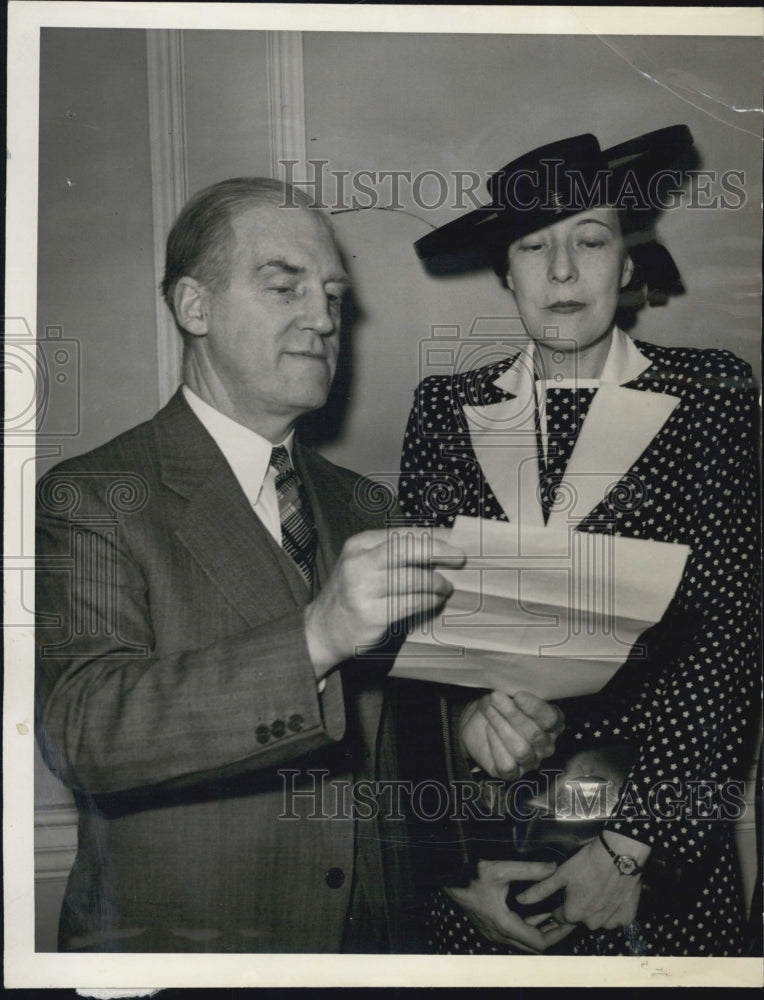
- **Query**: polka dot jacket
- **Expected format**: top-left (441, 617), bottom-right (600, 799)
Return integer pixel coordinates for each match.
top-left (397, 339), bottom-right (760, 956)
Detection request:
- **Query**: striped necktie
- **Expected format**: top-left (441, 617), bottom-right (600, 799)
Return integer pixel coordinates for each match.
top-left (269, 445), bottom-right (317, 588)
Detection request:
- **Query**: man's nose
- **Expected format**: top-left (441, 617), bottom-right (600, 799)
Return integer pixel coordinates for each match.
top-left (548, 243), bottom-right (577, 283)
top-left (296, 288), bottom-right (336, 335)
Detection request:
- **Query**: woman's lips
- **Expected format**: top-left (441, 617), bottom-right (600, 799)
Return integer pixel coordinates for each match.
top-left (546, 301), bottom-right (586, 314)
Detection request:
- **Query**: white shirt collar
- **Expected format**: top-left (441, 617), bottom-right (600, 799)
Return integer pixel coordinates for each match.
top-left (182, 386), bottom-right (294, 505)
top-left (489, 328), bottom-right (655, 465)
top-left (598, 326), bottom-right (653, 385)
top-left (539, 326), bottom-right (652, 388)
top-left (494, 326), bottom-right (653, 395)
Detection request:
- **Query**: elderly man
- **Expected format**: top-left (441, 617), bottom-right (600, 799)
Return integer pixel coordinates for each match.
top-left (35, 178), bottom-right (560, 954)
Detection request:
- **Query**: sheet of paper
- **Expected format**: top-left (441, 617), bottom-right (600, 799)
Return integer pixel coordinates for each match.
top-left (391, 516), bottom-right (690, 698)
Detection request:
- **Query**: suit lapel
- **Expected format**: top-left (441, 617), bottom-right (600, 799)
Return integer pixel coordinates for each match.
top-left (463, 347), bottom-right (545, 530)
top-left (296, 443), bottom-right (388, 742)
top-left (294, 443), bottom-right (348, 576)
top-left (547, 331), bottom-right (679, 528)
top-left (461, 331), bottom-right (681, 530)
top-left (154, 391), bottom-right (308, 626)
top-left (546, 383), bottom-right (680, 529)
top-left (463, 396), bottom-right (545, 531)
top-left (154, 393), bottom-right (387, 772)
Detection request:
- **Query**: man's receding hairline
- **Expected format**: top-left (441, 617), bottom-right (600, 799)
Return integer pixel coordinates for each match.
top-left (224, 200), bottom-right (341, 265)
top-left (164, 180), bottom-right (342, 326)
top-left (228, 197), bottom-right (335, 230)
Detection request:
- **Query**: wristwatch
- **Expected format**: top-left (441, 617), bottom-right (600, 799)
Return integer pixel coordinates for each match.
top-left (598, 829), bottom-right (644, 876)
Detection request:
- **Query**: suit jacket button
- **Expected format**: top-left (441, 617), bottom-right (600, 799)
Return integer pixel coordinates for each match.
top-left (270, 719), bottom-right (286, 739)
top-left (325, 867), bottom-right (345, 889)
top-left (288, 714), bottom-right (304, 733)
top-left (255, 725), bottom-right (270, 744)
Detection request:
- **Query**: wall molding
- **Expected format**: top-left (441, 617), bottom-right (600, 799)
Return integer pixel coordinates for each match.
top-left (146, 29), bottom-right (189, 408)
top-left (35, 804), bottom-right (78, 882)
top-left (267, 31), bottom-right (308, 185)
top-left (145, 30), bottom-right (307, 407)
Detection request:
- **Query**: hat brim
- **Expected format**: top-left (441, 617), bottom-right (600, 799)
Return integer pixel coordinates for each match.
top-left (414, 124), bottom-right (694, 260)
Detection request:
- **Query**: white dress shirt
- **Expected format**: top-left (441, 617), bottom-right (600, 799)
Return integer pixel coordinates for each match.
top-left (182, 388), bottom-right (326, 690)
top-left (182, 386), bottom-right (292, 545)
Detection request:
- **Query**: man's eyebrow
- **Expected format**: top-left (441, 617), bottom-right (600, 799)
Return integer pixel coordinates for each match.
top-left (256, 259), bottom-right (351, 285)
top-left (327, 273), bottom-right (352, 287)
top-left (257, 258), bottom-right (305, 275)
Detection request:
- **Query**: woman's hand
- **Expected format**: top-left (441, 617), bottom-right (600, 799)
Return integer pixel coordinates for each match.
top-left (516, 832), bottom-right (650, 930)
top-left (459, 690), bottom-right (564, 779)
top-left (444, 859), bottom-right (577, 952)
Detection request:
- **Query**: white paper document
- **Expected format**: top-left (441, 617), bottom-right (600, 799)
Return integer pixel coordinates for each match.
top-left (391, 516), bottom-right (691, 699)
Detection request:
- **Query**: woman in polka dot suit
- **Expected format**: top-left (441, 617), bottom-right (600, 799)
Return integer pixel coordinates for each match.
top-left (397, 128), bottom-right (760, 956)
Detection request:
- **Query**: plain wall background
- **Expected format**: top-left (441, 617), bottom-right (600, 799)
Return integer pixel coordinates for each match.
top-left (34, 27), bottom-right (761, 949)
top-left (183, 30), bottom-right (272, 193)
top-left (37, 29), bottom-right (158, 464)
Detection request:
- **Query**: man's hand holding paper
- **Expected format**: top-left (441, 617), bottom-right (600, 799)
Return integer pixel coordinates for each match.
top-left (392, 515), bottom-right (691, 700)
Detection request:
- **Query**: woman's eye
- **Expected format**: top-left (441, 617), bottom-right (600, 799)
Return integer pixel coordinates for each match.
top-left (269, 286), bottom-right (294, 295)
top-left (576, 232), bottom-right (609, 248)
top-left (519, 243), bottom-right (544, 252)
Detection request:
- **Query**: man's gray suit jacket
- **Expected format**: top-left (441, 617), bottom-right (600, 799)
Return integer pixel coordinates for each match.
top-left (36, 390), bottom-right (414, 953)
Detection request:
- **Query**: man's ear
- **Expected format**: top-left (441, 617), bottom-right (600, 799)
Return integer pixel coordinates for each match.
top-left (174, 277), bottom-right (210, 336)
top-left (506, 268), bottom-right (515, 293)
top-left (620, 254), bottom-right (635, 288)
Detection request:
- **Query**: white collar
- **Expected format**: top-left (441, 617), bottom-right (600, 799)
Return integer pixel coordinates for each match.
top-left (494, 327), bottom-right (653, 395)
top-left (462, 328), bottom-right (677, 532)
top-left (182, 386), bottom-right (294, 504)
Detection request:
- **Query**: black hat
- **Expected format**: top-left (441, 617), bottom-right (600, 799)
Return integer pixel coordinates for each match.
top-left (414, 124), bottom-right (694, 260)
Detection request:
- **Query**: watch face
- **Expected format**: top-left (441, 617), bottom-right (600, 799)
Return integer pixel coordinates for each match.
top-left (616, 855), bottom-right (639, 876)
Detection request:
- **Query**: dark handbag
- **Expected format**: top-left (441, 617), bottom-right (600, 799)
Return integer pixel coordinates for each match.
top-left (506, 743), bottom-right (688, 919)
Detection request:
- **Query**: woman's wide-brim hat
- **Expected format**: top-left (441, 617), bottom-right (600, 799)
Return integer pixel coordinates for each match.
top-left (414, 124), bottom-right (694, 260)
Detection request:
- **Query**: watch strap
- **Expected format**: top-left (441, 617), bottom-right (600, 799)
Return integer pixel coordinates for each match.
top-left (599, 829), bottom-right (644, 876)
